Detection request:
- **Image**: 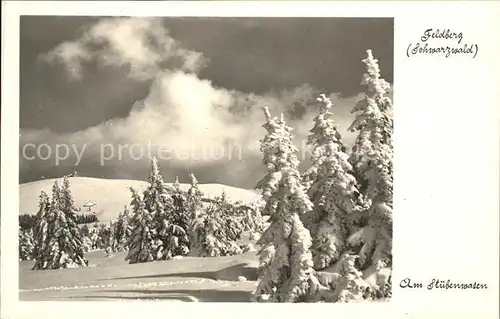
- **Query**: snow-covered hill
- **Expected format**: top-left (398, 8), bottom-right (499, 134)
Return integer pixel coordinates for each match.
top-left (19, 177), bottom-right (259, 222)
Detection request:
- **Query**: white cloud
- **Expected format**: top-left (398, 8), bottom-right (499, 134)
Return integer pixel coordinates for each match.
top-left (42, 41), bottom-right (92, 80)
top-left (20, 71), bottom-right (360, 172)
top-left (41, 17), bottom-right (206, 81)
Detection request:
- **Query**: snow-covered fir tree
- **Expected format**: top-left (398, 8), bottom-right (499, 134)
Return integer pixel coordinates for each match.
top-left (81, 224), bottom-right (90, 237)
top-left (60, 177), bottom-right (89, 266)
top-left (237, 195), bottom-right (267, 240)
top-left (81, 235), bottom-right (92, 253)
top-left (100, 222), bottom-right (115, 255)
top-left (156, 177), bottom-right (190, 260)
top-left (220, 192), bottom-right (267, 244)
top-left (348, 49), bottom-right (393, 204)
top-left (32, 191), bottom-right (51, 269)
top-left (79, 224), bottom-right (93, 252)
top-left (60, 176), bottom-right (77, 219)
top-left (125, 187), bottom-right (155, 264)
top-left (33, 180), bottom-right (88, 269)
top-left (346, 49), bottom-right (393, 295)
top-left (142, 157), bottom-right (181, 260)
top-left (303, 94), bottom-right (345, 189)
top-left (113, 206), bottom-right (132, 251)
top-left (186, 173), bottom-right (205, 257)
top-left (187, 173), bottom-right (203, 220)
top-left (88, 223), bottom-right (101, 250)
top-left (214, 191), bottom-right (245, 243)
top-left (191, 191), bottom-right (243, 257)
top-left (253, 106), bottom-right (321, 302)
top-left (329, 253), bottom-right (373, 302)
top-left (346, 201), bottom-right (392, 287)
top-left (52, 179), bottom-right (88, 268)
top-left (19, 227), bottom-right (34, 261)
top-left (303, 94), bottom-right (363, 270)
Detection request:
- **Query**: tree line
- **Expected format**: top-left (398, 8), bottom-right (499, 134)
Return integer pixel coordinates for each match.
top-left (19, 212), bottom-right (98, 230)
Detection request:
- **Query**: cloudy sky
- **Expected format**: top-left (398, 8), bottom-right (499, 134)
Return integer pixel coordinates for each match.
top-left (20, 16), bottom-right (393, 189)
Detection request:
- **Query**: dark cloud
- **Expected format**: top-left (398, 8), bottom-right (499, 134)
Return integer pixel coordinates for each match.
top-left (162, 18), bottom-right (393, 96)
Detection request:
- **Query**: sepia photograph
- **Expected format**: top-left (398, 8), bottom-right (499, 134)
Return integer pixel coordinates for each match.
top-left (17, 16), bottom-right (393, 302)
top-left (3, 1), bottom-right (499, 319)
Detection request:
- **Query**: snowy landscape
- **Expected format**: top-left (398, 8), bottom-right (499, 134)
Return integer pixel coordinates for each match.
top-left (19, 17), bottom-right (393, 303)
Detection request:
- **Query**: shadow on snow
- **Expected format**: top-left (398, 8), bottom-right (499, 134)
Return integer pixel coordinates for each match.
top-left (75, 288), bottom-right (254, 302)
top-left (101, 263), bottom-right (258, 282)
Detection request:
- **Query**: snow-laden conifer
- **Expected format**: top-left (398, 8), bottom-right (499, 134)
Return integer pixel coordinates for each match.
top-left (187, 173), bottom-right (203, 219)
top-left (125, 187), bottom-right (155, 264)
top-left (346, 49), bottom-right (393, 294)
top-left (33, 181), bottom-right (88, 269)
top-left (81, 235), bottom-right (92, 253)
top-left (81, 224), bottom-right (90, 237)
top-left (347, 202), bottom-right (392, 271)
top-left (19, 227), bottom-right (34, 261)
top-left (303, 94), bottom-right (345, 189)
top-left (156, 177), bottom-right (190, 260)
top-left (32, 191), bottom-right (51, 269)
top-left (253, 106), bottom-right (320, 302)
top-left (60, 176), bottom-right (77, 219)
top-left (214, 191), bottom-right (244, 243)
top-left (238, 195), bottom-right (267, 239)
top-left (113, 206), bottom-right (132, 251)
top-left (192, 191), bottom-right (244, 257)
top-left (348, 49), bottom-right (393, 203)
top-left (143, 158), bottom-right (173, 217)
top-left (187, 173), bottom-right (205, 256)
top-left (142, 159), bottom-right (173, 234)
top-left (88, 224), bottom-right (100, 250)
top-left (330, 253), bottom-right (373, 302)
top-left (142, 157), bottom-right (191, 260)
top-left (52, 180), bottom-right (88, 268)
top-left (303, 94), bottom-right (363, 270)
top-left (100, 223), bottom-right (115, 255)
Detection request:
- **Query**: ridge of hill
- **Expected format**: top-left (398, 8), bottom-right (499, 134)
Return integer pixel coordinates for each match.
top-left (19, 177), bottom-right (259, 222)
